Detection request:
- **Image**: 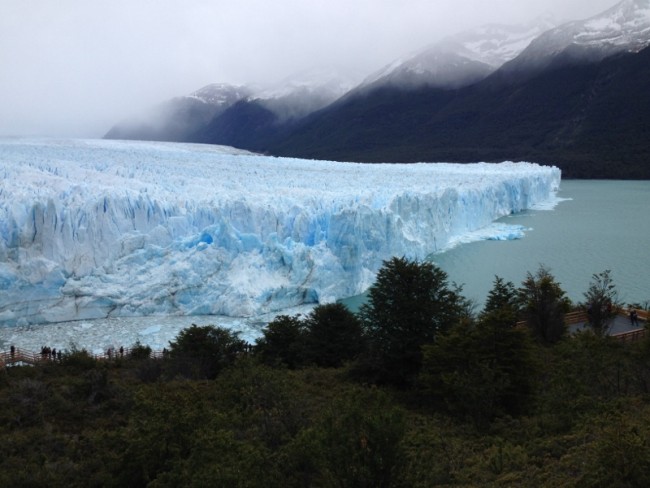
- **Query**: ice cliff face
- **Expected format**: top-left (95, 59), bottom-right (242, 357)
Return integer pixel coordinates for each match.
top-left (0, 139), bottom-right (561, 326)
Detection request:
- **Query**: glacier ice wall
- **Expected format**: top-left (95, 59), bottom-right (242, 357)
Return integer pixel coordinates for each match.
top-left (0, 138), bottom-right (561, 326)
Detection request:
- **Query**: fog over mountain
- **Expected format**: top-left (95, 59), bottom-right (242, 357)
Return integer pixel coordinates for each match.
top-left (358, 15), bottom-right (558, 90)
top-left (0, 0), bottom-right (617, 138)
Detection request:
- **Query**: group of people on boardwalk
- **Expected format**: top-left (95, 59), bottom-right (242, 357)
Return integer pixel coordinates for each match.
top-left (106, 346), bottom-right (125, 359)
top-left (41, 346), bottom-right (61, 361)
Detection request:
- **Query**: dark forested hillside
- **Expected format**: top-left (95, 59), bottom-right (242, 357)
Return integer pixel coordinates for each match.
top-left (265, 47), bottom-right (650, 178)
top-left (193, 100), bottom-right (286, 151)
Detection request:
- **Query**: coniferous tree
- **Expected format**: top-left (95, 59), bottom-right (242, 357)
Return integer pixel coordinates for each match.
top-left (581, 269), bottom-right (621, 335)
top-left (518, 266), bottom-right (571, 344)
top-left (359, 256), bottom-right (464, 387)
top-left (255, 315), bottom-right (306, 369)
top-left (303, 303), bottom-right (365, 368)
top-left (482, 275), bottom-right (519, 325)
top-left (167, 324), bottom-right (246, 379)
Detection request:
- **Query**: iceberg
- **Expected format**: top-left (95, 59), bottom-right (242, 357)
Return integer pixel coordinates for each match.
top-left (0, 138), bottom-right (561, 326)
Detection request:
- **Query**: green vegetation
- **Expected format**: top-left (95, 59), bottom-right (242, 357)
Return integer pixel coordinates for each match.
top-left (581, 270), bottom-right (622, 336)
top-left (357, 257), bottom-right (465, 387)
top-left (1, 259), bottom-right (649, 486)
top-left (518, 266), bottom-right (571, 345)
top-left (255, 303), bottom-right (365, 369)
top-left (167, 323), bottom-right (247, 379)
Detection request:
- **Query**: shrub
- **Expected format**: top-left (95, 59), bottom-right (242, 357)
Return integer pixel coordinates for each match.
top-left (303, 303), bottom-right (365, 368)
top-left (167, 324), bottom-right (246, 379)
top-left (255, 315), bottom-right (306, 369)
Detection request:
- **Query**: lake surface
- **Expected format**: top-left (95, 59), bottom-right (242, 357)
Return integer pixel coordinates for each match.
top-left (426, 180), bottom-right (649, 309)
top-left (2, 180), bottom-right (648, 352)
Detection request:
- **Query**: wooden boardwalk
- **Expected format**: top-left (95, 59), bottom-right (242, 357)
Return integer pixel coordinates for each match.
top-left (513, 308), bottom-right (647, 341)
top-left (568, 309), bottom-right (648, 341)
top-left (0, 346), bottom-right (165, 369)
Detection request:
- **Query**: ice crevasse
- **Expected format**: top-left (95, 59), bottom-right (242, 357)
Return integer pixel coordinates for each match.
top-left (0, 138), bottom-right (561, 326)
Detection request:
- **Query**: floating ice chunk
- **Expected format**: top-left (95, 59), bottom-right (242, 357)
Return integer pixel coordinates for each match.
top-left (443, 223), bottom-right (530, 250)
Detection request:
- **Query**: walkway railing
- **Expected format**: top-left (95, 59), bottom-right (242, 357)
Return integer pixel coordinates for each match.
top-left (611, 328), bottom-right (647, 342)
top-left (0, 346), bottom-right (166, 369)
top-left (515, 308), bottom-right (646, 341)
top-left (564, 310), bottom-right (589, 325)
top-left (515, 310), bottom-right (588, 329)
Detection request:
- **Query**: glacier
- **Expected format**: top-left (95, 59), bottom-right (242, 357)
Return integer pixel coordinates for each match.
top-left (0, 138), bottom-right (560, 327)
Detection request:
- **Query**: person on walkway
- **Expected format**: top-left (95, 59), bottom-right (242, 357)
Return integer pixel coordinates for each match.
top-left (10, 345), bottom-right (15, 358)
top-left (630, 309), bottom-right (639, 327)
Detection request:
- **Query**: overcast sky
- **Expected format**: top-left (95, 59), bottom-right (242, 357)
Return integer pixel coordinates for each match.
top-left (0, 0), bottom-right (618, 138)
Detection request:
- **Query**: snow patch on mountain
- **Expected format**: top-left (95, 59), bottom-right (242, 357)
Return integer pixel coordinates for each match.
top-left (447, 15), bottom-right (558, 67)
top-left (254, 67), bottom-right (361, 101)
top-left (247, 67), bottom-right (364, 121)
top-left (187, 83), bottom-right (252, 105)
top-left (576, 0), bottom-right (650, 49)
top-left (360, 16), bottom-right (557, 89)
top-left (509, 0), bottom-right (650, 70)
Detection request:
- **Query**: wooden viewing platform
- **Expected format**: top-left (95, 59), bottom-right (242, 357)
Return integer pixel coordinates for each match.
top-left (514, 308), bottom-right (647, 341)
top-left (0, 346), bottom-right (166, 369)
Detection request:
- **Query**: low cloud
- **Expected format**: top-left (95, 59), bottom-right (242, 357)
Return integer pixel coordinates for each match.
top-left (0, 0), bottom-right (617, 137)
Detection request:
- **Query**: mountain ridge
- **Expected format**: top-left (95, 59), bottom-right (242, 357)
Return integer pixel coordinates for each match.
top-left (267, 45), bottom-right (650, 178)
top-left (105, 0), bottom-right (650, 178)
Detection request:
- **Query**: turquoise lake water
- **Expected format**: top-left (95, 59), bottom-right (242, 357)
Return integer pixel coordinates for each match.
top-left (345, 180), bottom-right (650, 311)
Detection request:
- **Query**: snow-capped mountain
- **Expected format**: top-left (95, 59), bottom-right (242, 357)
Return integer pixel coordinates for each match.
top-left (255, 67), bottom-right (360, 102)
top-left (185, 67), bottom-right (364, 148)
top-left (360, 16), bottom-right (557, 90)
top-left (187, 83), bottom-right (252, 106)
top-left (105, 69), bottom-right (358, 141)
top-left (503, 0), bottom-right (650, 74)
top-left (262, 0), bottom-right (650, 178)
top-left (251, 67), bottom-right (362, 121)
top-left (105, 83), bottom-right (251, 142)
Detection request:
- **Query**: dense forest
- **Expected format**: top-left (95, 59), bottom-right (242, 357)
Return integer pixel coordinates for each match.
top-left (1, 259), bottom-right (649, 487)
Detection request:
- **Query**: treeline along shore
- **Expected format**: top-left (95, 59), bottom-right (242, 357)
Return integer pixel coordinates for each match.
top-left (1, 258), bottom-right (649, 486)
